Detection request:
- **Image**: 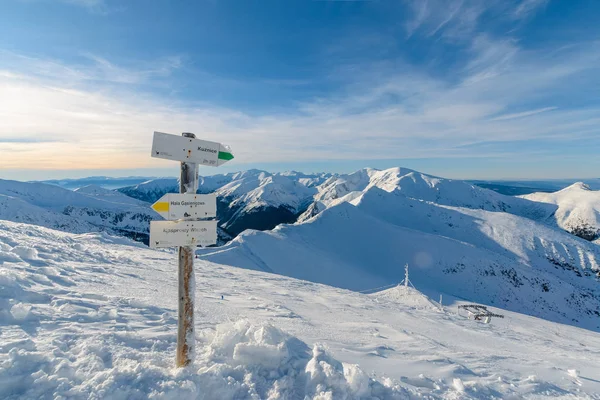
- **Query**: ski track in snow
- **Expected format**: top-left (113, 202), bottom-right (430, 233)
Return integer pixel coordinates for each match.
top-left (1, 220), bottom-right (600, 399)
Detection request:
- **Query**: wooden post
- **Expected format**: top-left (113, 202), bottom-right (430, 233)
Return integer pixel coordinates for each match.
top-left (176, 132), bottom-right (198, 367)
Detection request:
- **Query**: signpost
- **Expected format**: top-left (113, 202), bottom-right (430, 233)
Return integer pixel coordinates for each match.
top-left (149, 131), bottom-right (233, 368)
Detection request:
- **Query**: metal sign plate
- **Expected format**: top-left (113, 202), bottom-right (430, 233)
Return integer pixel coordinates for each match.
top-left (151, 193), bottom-right (217, 220)
top-left (150, 220), bottom-right (218, 248)
top-left (151, 131), bottom-right (234, 166)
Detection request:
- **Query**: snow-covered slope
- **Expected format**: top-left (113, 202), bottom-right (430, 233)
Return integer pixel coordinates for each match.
top-left (200, 187), bottom-right (600, 331)
top-left (216, 171), bottom-right (319, 236)
top-left (301, 167), bottom-right (556, 223)
top-left (522, 182), bottom-right (600, 243)
top-left (117, 178), bottom-right (179, 203)
top-left (1, 220), bottom-right (599, 399)
top-left (0, 179), bottom-right (154, 239)
top-left (74, 184), bottom-right (150, 207)
top-left (38, 176), bottom-right (155, 190)
top-left (0, 194), bottom-right (98, 234)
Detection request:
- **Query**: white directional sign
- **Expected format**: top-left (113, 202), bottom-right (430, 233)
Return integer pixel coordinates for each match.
top-left (150, 220), bottom-right (218, 248)
top-left (151, 131), bottom-right (234, 166)
top-left (151, 193), bottom-right (217, 220)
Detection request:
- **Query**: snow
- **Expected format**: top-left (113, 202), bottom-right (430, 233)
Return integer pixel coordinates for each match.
top-left (74, 184), bottom-right (150, 207)
top-left (200, 187), bottom-right (600, 330)
top-left (522, 183), bottom-right (600, 242)
top-left (0, 179), bottom-right (155, 236)
top-left (303, 167), bottom-right (557, 223)
top-left (118, 170), bottom-right (332, 210)
top-left (0, 193), bottom-right (99, 234)
top-left (117, 170), bottom-right (332, 238)
top-left (1, 220), bottom-right (600, 399)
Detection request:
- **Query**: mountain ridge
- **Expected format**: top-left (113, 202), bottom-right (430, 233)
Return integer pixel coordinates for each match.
top-left (522, 182), bottom-right (600, 243)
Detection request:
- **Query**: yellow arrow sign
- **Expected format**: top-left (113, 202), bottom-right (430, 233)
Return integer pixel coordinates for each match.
top-left (152, 201), bottom-right (170, 213)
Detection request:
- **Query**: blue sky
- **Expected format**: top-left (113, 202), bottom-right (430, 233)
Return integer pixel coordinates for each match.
top-left (1, 0), bottom-right (599, 180)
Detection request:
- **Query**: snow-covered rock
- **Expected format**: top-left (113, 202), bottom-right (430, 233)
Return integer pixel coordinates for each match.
top-left (522, 182), bottom-right (600, 242)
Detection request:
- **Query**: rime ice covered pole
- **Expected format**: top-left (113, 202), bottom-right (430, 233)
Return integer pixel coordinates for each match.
top-left (176, 132), bottom-right (199, 367)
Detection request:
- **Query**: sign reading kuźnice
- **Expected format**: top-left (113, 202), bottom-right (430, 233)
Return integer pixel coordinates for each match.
top-left (151, 193), bottom-right (217, 220)
top-left (151, 131), bottom-right (234, 166)
top-left (150, 220), bottom-right (218, 248)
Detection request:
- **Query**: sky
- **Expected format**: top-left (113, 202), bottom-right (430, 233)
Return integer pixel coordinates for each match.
top-left (1, 0), bottom-right (599, 180)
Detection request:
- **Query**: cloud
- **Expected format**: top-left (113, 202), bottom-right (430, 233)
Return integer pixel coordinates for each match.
top-left (81, 54), bottom-right (184, 84)
top-left (491, 107), bottom-right (557, 121)
top-left (16, 0), bottom-right (111, 13)
top-left (1, 34), bottom-right (599, 172)
top-left (513, 0), bottom-right (549, 19)
top-left (0, 137), bottom-right (63, 143)
top-left (0, 50), bottom-right (183, 87)
top-left (404, 0), bottom-right (487, 39)
top-left (63, 0), bottom-right (103, 6)
top-left (403, 0), bottom-right (550, 40)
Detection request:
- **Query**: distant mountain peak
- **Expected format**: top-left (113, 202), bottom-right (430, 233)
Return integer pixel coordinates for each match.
top-left (562, 182), bottom-right (592, 191)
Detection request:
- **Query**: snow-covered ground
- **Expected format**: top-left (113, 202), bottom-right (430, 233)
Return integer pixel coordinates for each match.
top-left (522, 183), bottom-right (600, 243)
top-left (1, 220), bottom-right (600, 399)
top-left (200, 186), bottom-right (600, 331)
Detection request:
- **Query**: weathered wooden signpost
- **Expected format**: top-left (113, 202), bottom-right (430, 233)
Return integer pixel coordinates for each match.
top-left (150, 131), bottom-right (234, 367)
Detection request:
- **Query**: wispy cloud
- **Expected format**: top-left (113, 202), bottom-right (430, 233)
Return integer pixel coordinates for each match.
top-left (0, 137), bottom-right (63, 143)
top-left (514, 0), bottom-right (549, 19)
top-left (1, 38), bottom-right (599, 172)
top-left (0, 50), bottom-right (184, 87)
top-left (404, 0), bottom-right (487, 39)
top-left (491, 106), bottom-right (557, 121)
top-left (82, 54), bottom-right (184, 84)
top-left (404, 0), bottom-right (551, 40)
top-left (17, 0), bottom-right (112, 14)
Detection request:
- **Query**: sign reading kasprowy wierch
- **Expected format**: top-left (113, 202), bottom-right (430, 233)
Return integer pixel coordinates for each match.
top-left (151, 193), bottom-right (217, 220)
top-left (151, 131), bottom-right (234, 166)
top-left (150, 220), bottom-right (218, 248)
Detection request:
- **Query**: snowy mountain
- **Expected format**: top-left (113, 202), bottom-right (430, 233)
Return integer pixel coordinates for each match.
top-left (1, 219), bottom-right (599, 399)
top-left (200, 186), bottom-right (600, 331)
top-left (522, 182), bottom-right (600, 243)
top-left (74, 184), bottom-right (150, 207)
top-left (117, 178), bottom-right (180, 203)
top-left (471, 178), bottom-right (600, 196)
top-left (215, 171), bottom-right (322, 236)
top-left (118, 170), bottom-right (332, 237)
top-left (300, 167), bottom-right (556, 223)
top-left (38, 176), bottom-right (156, 190)
top-left (0, 193), bottom-right (99, 234)
top-left (0, 179), bottom-right (154, 241)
